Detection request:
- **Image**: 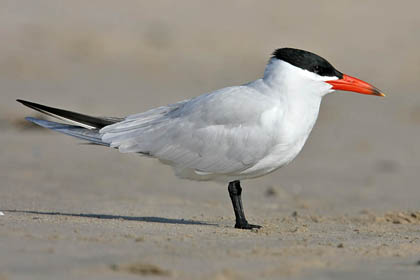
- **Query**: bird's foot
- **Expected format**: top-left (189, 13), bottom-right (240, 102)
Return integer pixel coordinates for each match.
top-left (234, 221), bottom-right (262, 230)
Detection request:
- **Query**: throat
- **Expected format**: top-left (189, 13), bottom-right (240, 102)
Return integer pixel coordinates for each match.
top-left (282, 93), bottom-right (322, 144)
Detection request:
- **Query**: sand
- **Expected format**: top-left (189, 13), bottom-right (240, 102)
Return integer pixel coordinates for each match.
top-left (1, 1), bottom-right (420, 279)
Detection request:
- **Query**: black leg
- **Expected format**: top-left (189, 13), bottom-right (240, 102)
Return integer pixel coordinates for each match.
top-left (228, 180), bottom-right (261, 230)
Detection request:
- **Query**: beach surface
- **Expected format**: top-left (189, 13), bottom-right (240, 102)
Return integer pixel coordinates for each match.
top-left (1, 1), bottom-right (420, 279)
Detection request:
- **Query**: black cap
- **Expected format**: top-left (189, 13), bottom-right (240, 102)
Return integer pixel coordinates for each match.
top-left (273, 48), bottom-right (343, 79)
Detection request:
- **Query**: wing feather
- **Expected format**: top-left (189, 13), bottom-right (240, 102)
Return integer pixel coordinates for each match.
top-left (101, 86), bottom-right (282, 175)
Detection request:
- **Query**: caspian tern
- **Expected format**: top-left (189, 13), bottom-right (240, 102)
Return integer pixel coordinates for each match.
top-left (17, 48), bottom-right (384, 229)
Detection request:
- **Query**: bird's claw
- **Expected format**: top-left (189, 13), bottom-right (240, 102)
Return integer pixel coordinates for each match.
top-left (234, 222), bottom-right (262, 230)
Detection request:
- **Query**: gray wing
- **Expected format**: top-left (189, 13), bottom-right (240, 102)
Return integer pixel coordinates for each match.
top-left (101, 86), bottom-right (281, 174)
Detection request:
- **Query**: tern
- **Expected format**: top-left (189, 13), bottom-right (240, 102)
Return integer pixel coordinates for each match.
top-left (17, 48), bottom-right (384, 229)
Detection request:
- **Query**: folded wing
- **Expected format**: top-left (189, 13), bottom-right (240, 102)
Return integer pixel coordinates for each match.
top-left (101, 86), bottom-right (280, 175)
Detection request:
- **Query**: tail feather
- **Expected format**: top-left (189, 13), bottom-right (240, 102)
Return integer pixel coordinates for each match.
top-left (25, 117), bottom-right (108, 146)
top-left (17, 99), bottom-right (123, 129)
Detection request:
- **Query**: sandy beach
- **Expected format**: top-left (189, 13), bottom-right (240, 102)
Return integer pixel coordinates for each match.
top-left (1, 1), bottom-right (420, 279)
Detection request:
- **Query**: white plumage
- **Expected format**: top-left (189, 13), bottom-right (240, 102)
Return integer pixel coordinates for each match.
top-left (19, 48), bottom-right (383, 229)
top-left (100, 59), bottom-right (335, 182)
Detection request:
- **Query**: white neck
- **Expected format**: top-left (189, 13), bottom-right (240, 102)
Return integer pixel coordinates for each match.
top-left (261, 59), bottom-right (330, 158)
top-left (263, 58), bottom-right (336, 99)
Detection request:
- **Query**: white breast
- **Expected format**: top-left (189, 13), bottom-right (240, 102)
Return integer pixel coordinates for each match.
top-left (238, 89), bottom-right (322, 179)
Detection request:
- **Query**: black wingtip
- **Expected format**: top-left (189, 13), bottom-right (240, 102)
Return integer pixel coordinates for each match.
top-left (16, 99), bottom-right (122, 129)
top-left (17, 99), bottom-right (37, 108)
top-left (16, 99), bottom-right (52, 116)
top-left (16, 99), bottom-right (28, 104)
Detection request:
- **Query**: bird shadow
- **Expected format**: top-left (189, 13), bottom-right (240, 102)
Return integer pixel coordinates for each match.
top-left (2, 209), bottom-right (216, 226)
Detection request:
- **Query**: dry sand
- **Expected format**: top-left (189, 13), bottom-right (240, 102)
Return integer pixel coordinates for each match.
top-left (1, 1), bottom-right (420, 279)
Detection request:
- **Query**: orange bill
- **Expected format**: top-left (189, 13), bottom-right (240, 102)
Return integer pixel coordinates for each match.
top-left (326, 74), bottom-right (385, 96)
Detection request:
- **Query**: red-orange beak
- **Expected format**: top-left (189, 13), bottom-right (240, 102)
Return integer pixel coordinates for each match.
top-left (326, 74), bottom-right (385, 97)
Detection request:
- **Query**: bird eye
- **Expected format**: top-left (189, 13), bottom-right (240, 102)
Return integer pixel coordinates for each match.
top-left (313, 65), bottom-right (320, 73)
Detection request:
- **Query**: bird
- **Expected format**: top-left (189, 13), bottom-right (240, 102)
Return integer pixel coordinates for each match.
top-left (17, 48), bottom-right (384, 230)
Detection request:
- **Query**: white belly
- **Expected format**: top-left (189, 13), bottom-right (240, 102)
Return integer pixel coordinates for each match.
top-left (173, 94), bottom-right (322, 183)
top-left (237, 97), bottom-right (321, 179)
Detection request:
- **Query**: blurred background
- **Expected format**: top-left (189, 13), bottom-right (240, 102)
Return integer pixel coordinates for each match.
top-left (1, 1), bottom-right (420, 279)
top-left (1, 0), bottom-right (420, 219)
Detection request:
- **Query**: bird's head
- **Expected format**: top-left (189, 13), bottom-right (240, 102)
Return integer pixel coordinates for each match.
top-left (264, 48), bottom-right (385, 98)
